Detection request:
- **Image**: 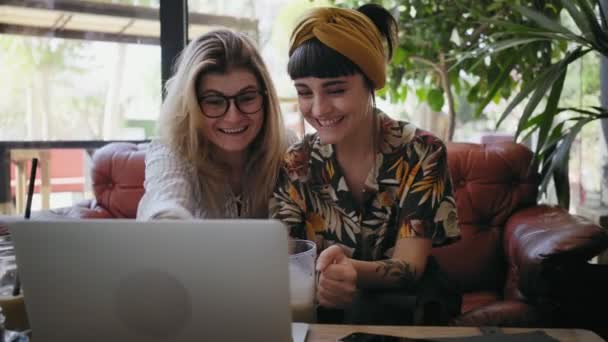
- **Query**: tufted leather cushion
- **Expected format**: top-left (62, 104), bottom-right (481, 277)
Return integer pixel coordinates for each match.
top-left (432, 142), bottom-right (539, 293)
top-left (446, 143), bottom-right (538, 227)
top-left (91, 142), bottom-right (146, 218)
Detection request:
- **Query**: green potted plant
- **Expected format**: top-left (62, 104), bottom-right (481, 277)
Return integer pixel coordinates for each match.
top-left (464, 0), bottom-right (608, 208)
top-left (333, 0), bottom-right (606, 208)
top-left (332, 0), bottom-right (567, 141)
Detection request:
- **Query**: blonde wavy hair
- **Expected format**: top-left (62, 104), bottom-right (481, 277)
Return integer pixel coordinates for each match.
top-left (158, 29), bottom-right (288, 218)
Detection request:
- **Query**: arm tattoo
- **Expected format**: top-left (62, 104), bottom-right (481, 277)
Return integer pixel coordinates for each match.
top-left (375, 260), bottom-right (418, 288)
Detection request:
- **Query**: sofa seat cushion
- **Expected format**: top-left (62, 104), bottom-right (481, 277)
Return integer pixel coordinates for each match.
top-left (453, 300), bottom-right (541, 327)
top-left (461, 291), bottom-right (501, 314)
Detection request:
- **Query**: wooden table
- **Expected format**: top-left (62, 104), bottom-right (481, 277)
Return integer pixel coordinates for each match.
top-left (307, 324), bottom-right (604, 342)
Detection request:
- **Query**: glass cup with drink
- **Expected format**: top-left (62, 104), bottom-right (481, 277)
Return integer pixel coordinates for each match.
top-left (288, 239), bottom-right (316, 323)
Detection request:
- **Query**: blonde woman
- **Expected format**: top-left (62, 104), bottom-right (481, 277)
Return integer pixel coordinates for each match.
top-left (137, 29), bottom-right (289, 220)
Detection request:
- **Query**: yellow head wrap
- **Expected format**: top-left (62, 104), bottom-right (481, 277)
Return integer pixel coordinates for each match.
top-left (289, 7), bottom-right (387, 89)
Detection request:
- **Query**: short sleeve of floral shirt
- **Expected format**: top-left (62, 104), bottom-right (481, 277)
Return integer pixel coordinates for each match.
top-left (270, 111), bottom-right (460, 261)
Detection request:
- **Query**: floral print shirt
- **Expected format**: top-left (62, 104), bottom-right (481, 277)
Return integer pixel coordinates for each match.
top-left (270, 111), bottom-right (459, 261)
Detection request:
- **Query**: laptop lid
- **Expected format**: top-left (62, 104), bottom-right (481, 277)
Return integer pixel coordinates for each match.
top-left (9, 219), bottom-right (293, 342)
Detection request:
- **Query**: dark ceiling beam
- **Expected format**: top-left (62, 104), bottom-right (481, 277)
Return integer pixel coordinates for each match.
top-left (0, 0), bottom-right (256, 30)
top-left (0, 0), bottom-right (158, 19)
top-left (189, 12), bottom-right (257, 32)
top-left (0, 23), bottom-right (159, 45)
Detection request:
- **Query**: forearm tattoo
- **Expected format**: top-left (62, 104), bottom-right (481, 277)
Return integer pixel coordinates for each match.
top-left (375, 260), bottom-right (417, 288)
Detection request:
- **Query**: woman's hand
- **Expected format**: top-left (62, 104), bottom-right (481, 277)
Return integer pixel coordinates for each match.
top-left (316, 245), bottom-right (358, 309)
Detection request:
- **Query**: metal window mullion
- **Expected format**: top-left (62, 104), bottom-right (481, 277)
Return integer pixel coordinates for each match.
top-left (160, 0), bottom-right (188, 99)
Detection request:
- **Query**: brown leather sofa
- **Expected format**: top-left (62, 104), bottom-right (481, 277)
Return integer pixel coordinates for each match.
top-left (49, 141), bottom-right (608, 329)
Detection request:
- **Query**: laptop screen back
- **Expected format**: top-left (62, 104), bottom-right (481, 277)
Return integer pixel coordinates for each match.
top-left (9, 219), bottom-right (292, 342)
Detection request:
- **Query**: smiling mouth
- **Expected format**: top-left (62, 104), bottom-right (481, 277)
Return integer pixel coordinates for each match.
top-left (218, 126), bottom-right (248, 134)
top-left (317, 116), bottom-right (344, 128)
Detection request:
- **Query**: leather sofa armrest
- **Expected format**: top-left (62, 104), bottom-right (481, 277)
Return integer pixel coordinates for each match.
top-left (47, 199), bottom-right (114, 219)
top-left (503, 205), bottom-right (608, 298)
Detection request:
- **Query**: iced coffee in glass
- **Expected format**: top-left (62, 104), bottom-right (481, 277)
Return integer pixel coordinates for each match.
top-left (288, 239), bottom-right (316, 323)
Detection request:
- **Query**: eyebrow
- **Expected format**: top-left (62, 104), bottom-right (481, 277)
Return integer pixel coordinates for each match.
top-left (294, 80), bottom-right (348, 88)
top-left (201, 85), bottom-right (258, 96)
top-left (321, 80), bottom-right (347, 87)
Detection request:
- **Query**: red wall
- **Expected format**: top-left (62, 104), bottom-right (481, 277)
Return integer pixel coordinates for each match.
top-left (10, 149), bottom-right (85, 195)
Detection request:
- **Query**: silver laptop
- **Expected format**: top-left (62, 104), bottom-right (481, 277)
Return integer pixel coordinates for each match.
top-left (9, 219), bottom-right (306, 342)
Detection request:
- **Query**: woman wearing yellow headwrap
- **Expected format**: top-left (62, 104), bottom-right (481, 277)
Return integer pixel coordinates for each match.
top-left (271, 4), bottom-right (460, 323)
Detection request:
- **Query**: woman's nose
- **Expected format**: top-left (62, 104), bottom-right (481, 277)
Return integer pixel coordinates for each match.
top-left (311, 95), bottom-right (331, 117)
top-left (222, 99), bottom-right (242, 122)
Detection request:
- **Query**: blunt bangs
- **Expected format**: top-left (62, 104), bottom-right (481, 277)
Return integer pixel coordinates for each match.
top-left (287, 38), bottom-right (362, 80)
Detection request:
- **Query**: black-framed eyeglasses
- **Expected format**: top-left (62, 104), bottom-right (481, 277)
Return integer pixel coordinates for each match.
top-left (198, 90), bottom-right (266, 118)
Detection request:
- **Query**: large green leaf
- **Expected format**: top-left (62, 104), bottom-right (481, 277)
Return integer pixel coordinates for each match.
top-left (473, 55), bottom-right (516, 118)
top-left (599, 0), bottom-right (608, 31)
top-left (398, 85), bottom-right (409, 102)
top-left (416, 88), bottom-right (428, 102)
top-left (498, 60), bottom-right (562, 128)
top-left (532, 67), bottom-right (567, 155)
top-left (519, 117), bottom-right (546, 150)
top-left (557, 106), bottom-right (608, 118)
top-left (467, 82), bottom-right (480, 104)
top-left (491, 30), bottom-right (585, 43)
top-left (496, 47), bottom-right (589, 128)
top-left (393, 47), bottom-right (408, 65)
top-left (561, 0), bottom-right (595, 42)
top-left (553, 158), bottom-right (570, 209)
top-left (538, 121), bottom-right (566, 156)
top-left (521, 112), bottom-right (546, 130)
top-left (591, 106), bottom-right (608, 113)
top-left (516, 5), bottom-right (579, 37)
top-left (480, 19), bottom-right (589, 45)
top-left (540, 118), bottom-right (590, 209)
top-left (539, 68), bottom-right (569, 209)
top-left (538, 119), bottom-right (589, 198)
top-left (458, 37), bottom-right (550, 62)
top-left (537, 110), bottom-right (608, 158)
top-left (574, 0), bottom-right (608, 50)
top-left (515, 66), bottom-right (566, 139)
top-left (427, 88), bottom-right (445, 112)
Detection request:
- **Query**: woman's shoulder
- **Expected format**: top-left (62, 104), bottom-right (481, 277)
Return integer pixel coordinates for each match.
top-left (147, 139), bottom-right (175, 154)
top-left (145, 139), bottom-right (194, 168)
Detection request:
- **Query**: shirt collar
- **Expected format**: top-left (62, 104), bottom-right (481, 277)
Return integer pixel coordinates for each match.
top-left (308, 109), bottom-right (401, 194)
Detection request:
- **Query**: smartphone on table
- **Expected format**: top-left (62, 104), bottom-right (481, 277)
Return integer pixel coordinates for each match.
top-left (338, 332), bottom-right (435, 342)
